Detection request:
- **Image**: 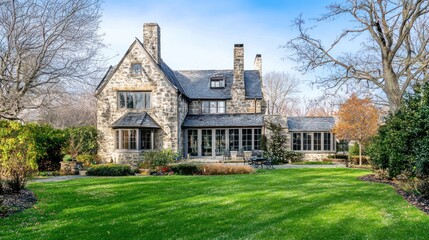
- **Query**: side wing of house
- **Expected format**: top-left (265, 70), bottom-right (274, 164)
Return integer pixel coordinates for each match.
top-left (287, 117), bottom-right (336, 160)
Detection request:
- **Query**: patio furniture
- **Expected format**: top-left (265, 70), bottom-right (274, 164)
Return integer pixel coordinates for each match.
top-left (223, 149), bottom-right (231, 162)
top-left (236, 149), bottom-right (246, 165)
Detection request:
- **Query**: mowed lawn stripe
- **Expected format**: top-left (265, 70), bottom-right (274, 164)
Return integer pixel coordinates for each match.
top-left (1, 168), bottom-right (428, 240)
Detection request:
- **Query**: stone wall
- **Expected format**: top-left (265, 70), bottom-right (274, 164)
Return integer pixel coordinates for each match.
top-left (96, 41), bottom-right (181, 163)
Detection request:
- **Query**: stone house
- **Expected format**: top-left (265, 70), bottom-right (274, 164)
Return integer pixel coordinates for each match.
top-left (95, 23), bottom-right (336, 164)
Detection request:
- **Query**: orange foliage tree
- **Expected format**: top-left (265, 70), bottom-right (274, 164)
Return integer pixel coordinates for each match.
top-left (334, 94), bottom-right (379, 165)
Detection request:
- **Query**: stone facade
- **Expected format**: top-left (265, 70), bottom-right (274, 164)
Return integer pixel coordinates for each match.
top-left (95, 23), bottom-right (333, 164)
top-left (96, 35), bottom-right (182, 163)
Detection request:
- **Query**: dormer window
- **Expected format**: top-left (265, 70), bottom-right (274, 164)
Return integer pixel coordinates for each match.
top-left (210, 75), bottom-right (225, 88)
top-left (131, 63), bottom-right (142, 75)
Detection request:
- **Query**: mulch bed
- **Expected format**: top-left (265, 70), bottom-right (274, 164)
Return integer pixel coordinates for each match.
top-left (359, 174), bottom-right (429, 215)
top-left (0, 190), bottom-right (37, 218)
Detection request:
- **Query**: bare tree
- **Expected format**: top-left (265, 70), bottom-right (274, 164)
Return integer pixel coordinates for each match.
top-left (37, 91), bottom-right (97, 128)
top-left (286, 0), bottom-right (429, 112)
top-left (296, 95), bottom-right (343, 117)
top-left (263, 71), bottom-right (300, 116)
top-left (0, 0), bottom-right (104, 120)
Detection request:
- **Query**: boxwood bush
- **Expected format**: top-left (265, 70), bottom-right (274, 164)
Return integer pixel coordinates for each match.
top-left (86, 164), bottom-right (133, 176)
top-left (170, 163), bottom-right (200, 175)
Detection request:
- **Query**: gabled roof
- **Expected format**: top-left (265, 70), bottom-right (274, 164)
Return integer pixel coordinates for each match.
top-left (95, 39), bottom-right (186, 97)
top-left (174, 70), bottom-right (263, 100)
top-left (111, 112), bottom-right (160, 128)
top-left (287, 117), bottom-right (335, 132)
top-left (183, 114), bottom-right (264, 128)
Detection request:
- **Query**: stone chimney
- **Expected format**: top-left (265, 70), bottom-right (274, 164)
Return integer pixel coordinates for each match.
top-left (233, 44), bottom-right (245, 90)
top-left (253, 54), bottom-right (262, 74)
top-left (143, 23), bottom-right (161, 63)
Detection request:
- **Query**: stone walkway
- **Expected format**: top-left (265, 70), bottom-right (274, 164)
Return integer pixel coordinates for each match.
top-left (32, 175), bottom-right (92, 183)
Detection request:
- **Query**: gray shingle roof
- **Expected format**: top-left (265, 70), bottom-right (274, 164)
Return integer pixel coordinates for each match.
top-left (287, 117), bottom-right (335, 132)
top-left (174, 70), bottom-right (263, 100)
top-left (183, 114), bottom-right (264, 128)
top-left (111, 112), bottom-right (160, 128)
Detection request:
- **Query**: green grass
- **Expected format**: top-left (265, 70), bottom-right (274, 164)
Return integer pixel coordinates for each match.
top-left (1, 169), bottom-right (429, 239)
top-left (292, 161), bottom-right (333, 165)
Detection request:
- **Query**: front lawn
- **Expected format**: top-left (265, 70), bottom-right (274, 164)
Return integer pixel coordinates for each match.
top-left (1, 169), bottom-right (429, 239)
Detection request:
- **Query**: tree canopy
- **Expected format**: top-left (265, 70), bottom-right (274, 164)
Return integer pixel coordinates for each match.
top-left (334, 94), bottom-right (379, 165)
top-left (0, 0), bottom-right (104, 120)
top-left (287, 0), bottom-right (429, 112)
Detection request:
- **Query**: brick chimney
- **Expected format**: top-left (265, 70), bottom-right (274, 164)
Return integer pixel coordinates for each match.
top-left (233, 44), bottom-right (245, 90)
top-left (253, 54), bottom-right (262, 75)
top-left (143, 23), bottom-right (161, 63)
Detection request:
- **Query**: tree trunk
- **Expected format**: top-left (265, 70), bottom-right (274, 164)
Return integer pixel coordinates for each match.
top-left (383, 62), bottom-right (402, 113)
top-left (358, 142), bottom-right (362, 166)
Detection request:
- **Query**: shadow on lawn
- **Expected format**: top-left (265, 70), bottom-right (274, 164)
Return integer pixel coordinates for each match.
top-left (1, 169), bottom-right (429, 240)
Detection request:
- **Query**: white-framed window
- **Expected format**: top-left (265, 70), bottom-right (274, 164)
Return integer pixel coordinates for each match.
top-left (118, 92), bottom-right (151, 109)
top-left (291, 132), bottom-right (333, 151)
top-left (131, 63), bottom-right (142, 75)
top-left (115, 129), bottom-right (154, 150)
top-left (210, 76), bottom-right (225, 88)
top-left (201, 101), bottom-right (226, 114)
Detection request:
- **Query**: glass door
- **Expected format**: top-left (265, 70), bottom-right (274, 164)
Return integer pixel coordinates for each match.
top-left (215, 129), bottom-right (226, 156)
top-left (187, 130), bottom-right (198, 156)
top-left (201, 129), bottom-right (212, 156)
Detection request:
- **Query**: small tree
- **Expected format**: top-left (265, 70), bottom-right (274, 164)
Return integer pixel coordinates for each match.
top-left (266, 121), bottom-right (288, 163)
top-left (334, 94), bottom-right (379, 165)
top-left (0, 121), bottom-right (38, 193)
top-left (63, 126), bottom-right (97, 159)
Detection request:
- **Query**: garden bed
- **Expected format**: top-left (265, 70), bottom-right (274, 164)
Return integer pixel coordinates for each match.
top-left (359, 174), bottom-right (429, 215)
top-left (0, 190), bottom-right (37, 218)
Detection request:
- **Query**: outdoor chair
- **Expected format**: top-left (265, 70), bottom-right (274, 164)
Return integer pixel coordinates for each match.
top-left (223, 149), bottom-right (231, 162)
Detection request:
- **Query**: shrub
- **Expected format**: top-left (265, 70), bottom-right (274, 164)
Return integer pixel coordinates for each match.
top-left (348, 142), bottom-right (360, 156)
top-left (169, 163), bottom-right (200, 175)
top-left (86, 164), bottom-right (133, 176)
top-left (63, 126), bottom-right (97, 158)
top-left (349, 156), bottom-right (370, 165)
top-left (140, 149), bottom-right (176, 170)
top-left (199, 164), bottom-right (254, 175)
top-left (0, 121), bottom-right (38, 193)
top-left (26, 124), bottom-right (66, 171)
top-left (63, 154), bottom-right (73, 161)
top-left (76, 153), bottom-right (98, 167)
top-left (266, 121), bottom-right (288, 163)
top-left (327, 154), bottom-right (348, 160)
top-left (285, 151), bottom-right (304, 163)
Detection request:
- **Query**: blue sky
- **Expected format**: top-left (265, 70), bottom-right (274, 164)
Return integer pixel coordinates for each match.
top-left (100, 0), bottom-right (345, 96)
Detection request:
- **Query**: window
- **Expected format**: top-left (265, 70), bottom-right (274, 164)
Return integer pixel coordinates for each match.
top-left (130, 130), bottom-right (137, 149)
top-left (229, 129), bottom-right (239, 151)
top-left (210, 76), bottom-right (225, 88)
top-left (314, 133), bottom-right (322, 151)
top-left (140, 129), bottom-right (152, 150)
top-left (303, 133), bottom-right (312, 151)
top-left (324, 133), bottom-right (331, 151)
top-left (131, 63), bottom-right (142, 75)
top-left (242, 129), bottom-right (252, 151)
top-left (254, 129), bottom-right (262, 150)
top-left (202, 101), bottom-right (210, 113)
top-left (118, 92), bottom-right (151, 109)
top-left (201, 101), bottom-right (226, 114)
top-left (201, 130), bottom-right (212, 156)
top-left (215, 129), bottom-right (226, 156)
top-left (122, 130), bottom-right (130, 149)
top-left (188, 130), bottom-right (198, 156)
top-left (292, 133), bottom-right (301, 150)
top-left (115, 129), bottom-right (153, 150)
top-left (292, 132), bottom-right (333, 152)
